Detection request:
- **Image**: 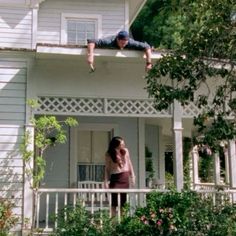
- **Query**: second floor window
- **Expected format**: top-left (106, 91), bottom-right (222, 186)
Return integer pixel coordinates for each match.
top-left (61, 13), bottom-right (102, 46)
top-left (67, 19), bottom-right (96, 45)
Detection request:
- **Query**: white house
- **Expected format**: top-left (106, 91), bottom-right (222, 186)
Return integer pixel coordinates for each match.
top-left (0, 0), bottom-right (236, 235)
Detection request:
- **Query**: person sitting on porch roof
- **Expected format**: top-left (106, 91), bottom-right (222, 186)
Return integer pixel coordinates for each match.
top-left (87, 30), bottom-right (152, 72)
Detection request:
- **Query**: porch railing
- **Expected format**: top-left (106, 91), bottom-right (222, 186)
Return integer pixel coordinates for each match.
top-left (35, 188), bottom-right (236, 233)
top-left (193, 182), bottom-right (230, 191)
top-left (35, 188), bottom-right (165, 232)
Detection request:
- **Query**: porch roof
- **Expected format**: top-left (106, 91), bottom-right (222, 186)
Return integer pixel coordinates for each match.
top-left (35, 43), bottom-right (165, 61)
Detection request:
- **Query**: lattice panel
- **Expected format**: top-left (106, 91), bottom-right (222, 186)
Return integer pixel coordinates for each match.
top-left (165, 144), bottom-right (174, 152)
top-left (37, 97), bottom-right (103, 114)
top-left (37, 96), bottom-right (200, 117)
top-left (183, 102), bottom-right (201, 117)
top-left (107, 98), bottom-right (170, 116)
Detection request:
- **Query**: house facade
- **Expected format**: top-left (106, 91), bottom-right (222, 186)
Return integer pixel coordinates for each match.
top-left (0, 0), bottom-right (235, 234)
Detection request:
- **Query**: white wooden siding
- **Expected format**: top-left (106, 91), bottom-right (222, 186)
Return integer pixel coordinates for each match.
top-left (0, 63), bottom-right (26, 222)
top-left (0, 8), bottom-right (32, 48)
top-left (38, 0), bottom-right (125, 44)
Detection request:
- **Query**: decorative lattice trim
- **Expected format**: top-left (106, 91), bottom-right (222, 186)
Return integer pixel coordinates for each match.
top-left (36, 96), bottom-right (171, 116)
top-left (36, 96), bottom-right (201, 117)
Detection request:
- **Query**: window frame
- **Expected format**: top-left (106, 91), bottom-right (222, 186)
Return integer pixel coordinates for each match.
top-left (70, 123), bottom-right (118, 187)
top-left (61, 13), bottom-right (102, 45)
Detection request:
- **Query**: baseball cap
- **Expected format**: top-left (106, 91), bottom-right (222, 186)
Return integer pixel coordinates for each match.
top-left (117, 31), bottom-right (129, 40)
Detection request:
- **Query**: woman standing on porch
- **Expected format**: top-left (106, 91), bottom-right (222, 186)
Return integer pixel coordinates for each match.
top-left (104, 136), bottom-right (135, 216)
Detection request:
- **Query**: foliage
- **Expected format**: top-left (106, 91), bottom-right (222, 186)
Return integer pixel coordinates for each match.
top-left (20, 99), bottom-right (78, 189)
top-left (145, 146), bottom-right (154, 179)
top-left (115, 190), bottom-right (236, 235)
top-left (198, 147), bottom-right (214, 182)
top-left (51, 191), bottom-right (236, 236)
top-left (131, 0), bottom-right (186, 49)
top-left (52, 203), bottom-right (114, 236)
top-left (0, 198), bottom-right (18, 236)
top-left (144, 0), bottom-right (236, 151)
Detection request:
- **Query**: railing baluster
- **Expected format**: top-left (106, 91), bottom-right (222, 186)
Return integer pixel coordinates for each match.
top-left (91, 192), bottom-right (94, 215)
top-left (135, 193), bottom-right (138, 207)
top-left (82, 193), bottom-right (85, 207)
top-left (55, 193), bottom-right (58, 228)
top-left (117, 193), bottom-right (121, 223)
top-left (100, 193), bottom-right (103, 225)
top-left (64, 193), bottom-right (68, 221)
top-left (36, 192), bottom-right (40, 228)
top-left (73, 193), bottom-right (76, 207)
top-left (127, 193), bottom-right (130, 216)
top-left (64, 193), bottom-right (68, 206)
top-left (45, 193), bottom-right (49, 229)
top-left (109, 193), bottom-right (112, 218)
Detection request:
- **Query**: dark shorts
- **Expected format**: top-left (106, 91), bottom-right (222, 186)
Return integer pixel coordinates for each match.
top-left (109, 172), bottom-right (129, 207)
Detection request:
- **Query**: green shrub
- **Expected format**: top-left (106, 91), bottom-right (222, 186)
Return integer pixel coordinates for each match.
top-left (52, 191), bottom-right (236, 236)
top-left (116, 191), bottom-right (236, 236)
top-left (0, 198), bottom-right (18, 236)
top-left (52, 203), bottom-right (114, 236)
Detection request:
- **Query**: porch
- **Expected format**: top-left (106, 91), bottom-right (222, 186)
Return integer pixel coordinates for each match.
top-left (35, 187), bottom-right (236, 233)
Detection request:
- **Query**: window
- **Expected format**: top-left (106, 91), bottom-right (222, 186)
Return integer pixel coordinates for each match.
top-left (77, 130), bottom-right (110, 181)
top-left (61, 13), bottom-right (102, 45)
top-left (70, 124), bottom-right (118, 186)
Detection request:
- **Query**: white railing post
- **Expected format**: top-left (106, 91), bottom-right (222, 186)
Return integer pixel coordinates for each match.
top-left (36, 192), bottom-right (40, 229)
top-left (45, 193), bottom-right (49, 229)
top-left (55, 193), bottom-right (58, 228)
top-left (117, 193), bottom-right (121, 223)
top-left (191, 145), bottom-right (199, 190)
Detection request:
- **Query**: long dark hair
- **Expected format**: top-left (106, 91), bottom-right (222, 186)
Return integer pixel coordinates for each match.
top-left (107, 136), bottom-right (123, 163)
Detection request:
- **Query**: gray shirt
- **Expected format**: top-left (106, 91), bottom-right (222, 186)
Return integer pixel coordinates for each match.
top-left (87, 35), bottom-right (150, 51)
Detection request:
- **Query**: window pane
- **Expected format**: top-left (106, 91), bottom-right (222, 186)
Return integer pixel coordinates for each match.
top-left (77, 32), bottom-right (86, 41)
top-left (66, 18), bottom-right (96, 45)
top-left (86, 22), bottom-right (95, 32)
top-left (77, 22), bottom-right (86, 31)
top-left (87, 32), bottom-right (95, 40)
top-left (92, 131), bottom-right (109, 163)
top-left (68, 31), bottom-right (76, 44)
top-left (77, 131), bottom-right (91, 163)
top-left (67, 21), bottom-right (76, 31)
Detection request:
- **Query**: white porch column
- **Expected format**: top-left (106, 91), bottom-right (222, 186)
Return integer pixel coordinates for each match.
top-left (23, 124), bottom-right (34, 234)
top-left (191, 145), bottom-right (199, 189)
top-left (213, 152), bottom-right (221, 185)
top-left (228, 140), bottom-right (236, 188)
top-left (138, 118), bottom-right (145, 206)
top-left (172, 100), bottom-right (184, 191)
top-left (224, 147), bottom-right (230, 184)
top-left (138, 118), bottom-right (145, 189)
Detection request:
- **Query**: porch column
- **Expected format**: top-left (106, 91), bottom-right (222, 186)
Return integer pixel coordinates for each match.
top-left (228, 140), bottom-right (236, 188)
top-left (213, 152), bottom-right (221, 185)
top-left (23, 124), bottom-right (34, 233)
top-left (224, 147), bottom-right (230, 184)
top-left (191, 145), bottom-right (199, 190)
top-left (138, 118), bottom-right (145, 206)
top-left (138, 118), bottom-right (145, 189)
top-left (172, 100), bottom-right (184, 191)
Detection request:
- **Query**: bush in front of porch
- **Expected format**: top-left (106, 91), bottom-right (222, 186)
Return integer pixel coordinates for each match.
top-left (0, 198), bottom-right (18, 236)
top-left (119, 191), bottom-right (236, 235)
top-left (52, 202), bottom-right (114, 236)
top-left (52, 190), bottom-right (236, 236)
